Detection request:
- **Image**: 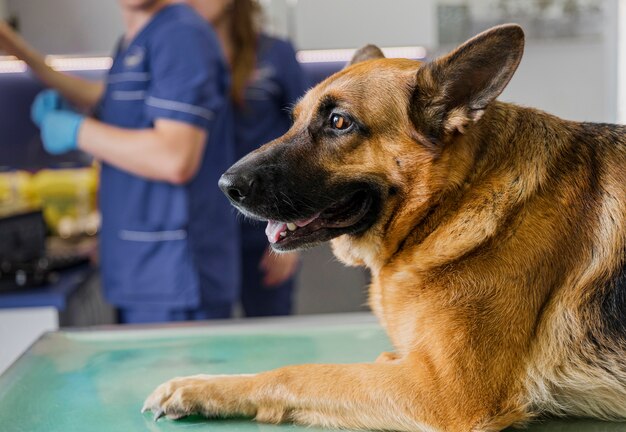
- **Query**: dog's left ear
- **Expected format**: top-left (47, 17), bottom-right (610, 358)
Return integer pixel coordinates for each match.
top-left (411, 24), bottom-right (524, 143)
top-left (348, 45), bottom-right (385, 66)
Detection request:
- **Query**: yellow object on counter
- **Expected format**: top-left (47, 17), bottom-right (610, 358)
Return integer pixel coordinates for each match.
top-left (31, 166), bottom-right (100, 237)
top-left (0, 166), bottom-right (101, 237)
top-left (0, 170), bottom-right (39, 208)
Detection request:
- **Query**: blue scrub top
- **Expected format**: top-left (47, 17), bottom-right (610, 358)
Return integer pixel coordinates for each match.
top-left (97, 4), bottom-right (239, 309)
top-left (235, 34), bottom-right (307, 246)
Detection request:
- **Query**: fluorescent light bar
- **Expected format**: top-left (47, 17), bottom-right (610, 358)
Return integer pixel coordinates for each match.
top-left (0, 46), bottom-right (427, 75)
top-left (47, 56), bottom-right (112, 71)
top-left (0, 58), bottom-right (27, 73)
top-left (296, 46), bottom-right (427, 63)
top-left (0, 55), bottom-right (112, 74)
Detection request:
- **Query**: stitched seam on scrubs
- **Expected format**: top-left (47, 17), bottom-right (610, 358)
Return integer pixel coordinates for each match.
top-left (107, 72), bottom-right (151, 83)
top-left (145, 96), bottom-right (214, 121)
top-left (119, 229), bottom-right (187, 241)
top-left (111, 90), bottom-right (147, 101)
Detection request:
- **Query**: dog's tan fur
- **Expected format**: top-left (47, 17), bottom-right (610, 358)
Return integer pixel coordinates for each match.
top-left (144, 25), bottom-right (626, 431)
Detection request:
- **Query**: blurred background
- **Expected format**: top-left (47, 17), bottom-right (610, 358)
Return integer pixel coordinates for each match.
top-left (3, 0), bottom-right (622, 121)
top-left (0, 0), bottom-right (624, 373)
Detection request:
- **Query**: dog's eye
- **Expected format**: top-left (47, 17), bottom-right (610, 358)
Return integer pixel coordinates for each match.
top-left (331, 113), bottom-right (352, 131)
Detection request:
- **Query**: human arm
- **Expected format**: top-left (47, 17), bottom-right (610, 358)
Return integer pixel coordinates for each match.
top-left (259, 246), bottom-right (299, 287)
top-left (78, 118), bottom-right (206, 184)
top-left (0, 21), bottom-right (103, 109)
top-left (39, 108), bottom-right (206, 184)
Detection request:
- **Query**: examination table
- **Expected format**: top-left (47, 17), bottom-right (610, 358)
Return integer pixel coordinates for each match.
top-left (0, 313), bottom-right (623, 432)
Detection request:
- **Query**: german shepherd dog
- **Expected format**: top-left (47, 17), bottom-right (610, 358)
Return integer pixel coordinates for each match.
top-left (144, 25), bottom-right (626, 431)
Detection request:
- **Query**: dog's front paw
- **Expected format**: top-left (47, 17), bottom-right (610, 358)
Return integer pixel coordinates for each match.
top-left (142, 374), bottom-right (255, 421)
top-left (142, 374), bottom-right (214, 420)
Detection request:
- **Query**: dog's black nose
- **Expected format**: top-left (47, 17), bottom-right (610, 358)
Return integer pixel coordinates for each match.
top-left (219, 172), bottom-right (256, 204)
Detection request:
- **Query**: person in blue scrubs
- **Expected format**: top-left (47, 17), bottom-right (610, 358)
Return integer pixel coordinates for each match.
top-left (187, 0), bottom-right (307, 316)
top-left (0, 0), bottom-right (239, 323)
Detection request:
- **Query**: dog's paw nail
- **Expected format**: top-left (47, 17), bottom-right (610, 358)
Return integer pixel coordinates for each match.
top-left (153, 409), bottom-right (165, 422)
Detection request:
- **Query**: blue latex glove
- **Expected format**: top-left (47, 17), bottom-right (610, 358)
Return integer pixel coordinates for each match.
top-left (40, 110), bottom-right (85, 155)
top-left (31, 89), bottom-right (73, 127)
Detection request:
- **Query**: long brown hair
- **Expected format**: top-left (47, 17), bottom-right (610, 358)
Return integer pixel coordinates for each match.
top-left (229, 0), bottom-right (262, 106)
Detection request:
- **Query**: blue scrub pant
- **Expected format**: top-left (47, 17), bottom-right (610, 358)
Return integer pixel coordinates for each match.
top-left (118, 302), bottom-right (232, 324)
top-left (241, 243), bottom-right (295, 317)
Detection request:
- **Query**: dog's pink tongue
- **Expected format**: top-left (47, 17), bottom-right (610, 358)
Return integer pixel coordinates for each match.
top-left (266, 213), bottom-right (321, 244)
top-left (266, 220), bottom-right (286, 244)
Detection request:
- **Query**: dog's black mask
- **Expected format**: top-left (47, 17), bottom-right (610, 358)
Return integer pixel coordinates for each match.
top-left (218, 132), bottom-right (383, 251)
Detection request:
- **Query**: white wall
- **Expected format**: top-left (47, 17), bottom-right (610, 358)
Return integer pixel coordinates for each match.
top-left (504, 39), bottom-right (616, 123)
top-left (289, 0), bottom-right (618, 123)
top-left (0, 0), bottom-right (8, 20)
top-left (0, 308), bottom-right (58, 374)
top-left (7, 0), bottom-right (123, 55)
top-left (259, 0), bottom-right (290, 39)
top-left (619, 0), bottom-right (626, 123)
top-left (293, 0), bottom-right (437, 50)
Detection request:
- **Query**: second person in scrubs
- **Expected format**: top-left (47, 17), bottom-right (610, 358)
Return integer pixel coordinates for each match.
top-left (187, 0), bottom-right (307, 317)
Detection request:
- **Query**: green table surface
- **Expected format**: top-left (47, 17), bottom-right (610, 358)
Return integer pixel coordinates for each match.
top-left (0, 313), bottom-right (624, 432)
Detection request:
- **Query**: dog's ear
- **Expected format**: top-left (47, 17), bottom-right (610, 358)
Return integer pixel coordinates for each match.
top-left (411, 24), bottom-right (524, 143)
top-left (348, 45), bottom-right (385, 66)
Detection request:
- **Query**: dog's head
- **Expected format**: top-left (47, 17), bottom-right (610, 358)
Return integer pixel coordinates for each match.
top-left (219, 25), bottom-right (524, 263)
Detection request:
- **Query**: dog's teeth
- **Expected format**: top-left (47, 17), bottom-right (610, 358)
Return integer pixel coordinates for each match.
top-left (280, 231), bottom-right (287, 237)
top-left (287, 223), bottom-right (297, 231)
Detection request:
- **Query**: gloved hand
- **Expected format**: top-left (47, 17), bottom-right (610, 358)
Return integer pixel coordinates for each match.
top-left (40, 110), bottom-right (85, 155)
top-left (31, 89), bottom-right (72, 127)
